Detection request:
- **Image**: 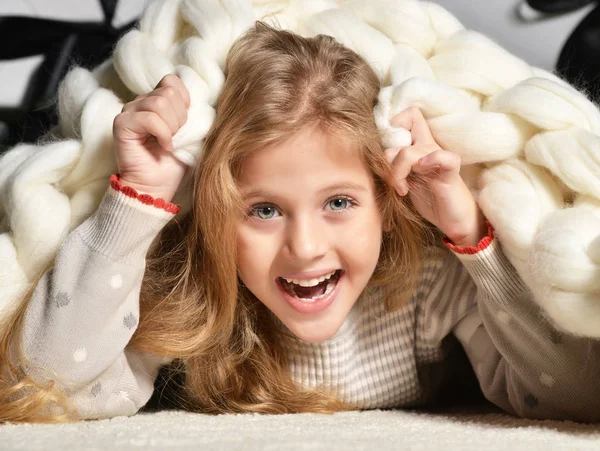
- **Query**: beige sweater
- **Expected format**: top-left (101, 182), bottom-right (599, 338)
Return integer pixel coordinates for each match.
top-left (18, 177), bottom-right (600, 422)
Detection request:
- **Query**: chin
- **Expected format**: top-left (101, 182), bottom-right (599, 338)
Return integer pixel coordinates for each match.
top-left (284, 317), bottom-right (344, 343)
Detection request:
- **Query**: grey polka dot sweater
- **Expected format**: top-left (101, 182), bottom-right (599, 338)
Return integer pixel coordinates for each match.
top-left (16, 177), bottom-right (600, 422)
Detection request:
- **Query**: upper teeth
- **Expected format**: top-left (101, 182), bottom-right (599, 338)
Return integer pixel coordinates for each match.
top-left (283, 270), bottom-right (337, 287)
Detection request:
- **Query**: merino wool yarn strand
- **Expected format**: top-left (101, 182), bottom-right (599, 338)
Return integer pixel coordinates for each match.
top-left (1, 0), bottom-right (600, 338)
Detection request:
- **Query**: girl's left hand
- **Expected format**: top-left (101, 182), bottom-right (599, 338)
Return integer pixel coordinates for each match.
top-left (385, 107), bottom-right (487, 247)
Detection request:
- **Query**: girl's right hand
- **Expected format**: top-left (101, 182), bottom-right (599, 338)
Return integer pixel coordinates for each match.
top-left (113, 74), bottom-right (191, 203)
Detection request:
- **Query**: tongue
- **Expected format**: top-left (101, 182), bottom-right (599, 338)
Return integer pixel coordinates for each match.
top-left (294, 279), bottom-right (328, 299)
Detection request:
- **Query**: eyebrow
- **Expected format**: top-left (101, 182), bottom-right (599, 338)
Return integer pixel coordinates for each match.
top-left (242, 182), bottom-right (369, 200)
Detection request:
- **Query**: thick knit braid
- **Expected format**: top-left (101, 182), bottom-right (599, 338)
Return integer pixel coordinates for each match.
top-left (1, 0), bottom-right (600, 338)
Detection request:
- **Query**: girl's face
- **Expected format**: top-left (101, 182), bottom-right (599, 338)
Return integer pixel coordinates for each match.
top-left (236, 126), bottom-right (384, 343)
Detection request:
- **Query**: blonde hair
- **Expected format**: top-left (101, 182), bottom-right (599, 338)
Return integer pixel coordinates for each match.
top-left (0, 22), bottom-right (431, 423)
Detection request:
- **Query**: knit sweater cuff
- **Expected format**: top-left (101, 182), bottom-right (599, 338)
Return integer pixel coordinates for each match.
top-left (442, 219), bottom-right (527, 298)
top-left (74, 177), bottom-right (179, 263)
top-left (109, 174), bottom-right (181, 214)
top-left (448, 237), bottom-right (528, 301)
top-left (442, 220), bottom-right (494, 255)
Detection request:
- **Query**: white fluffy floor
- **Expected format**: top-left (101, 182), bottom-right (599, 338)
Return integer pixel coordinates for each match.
top-left (2, 408), bottom-right (600, 450)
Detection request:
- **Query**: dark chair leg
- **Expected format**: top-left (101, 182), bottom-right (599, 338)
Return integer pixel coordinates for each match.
top-left (557, 5), bottom-right (600, 102)
top-left (526, 0), bottom-right (596, 14)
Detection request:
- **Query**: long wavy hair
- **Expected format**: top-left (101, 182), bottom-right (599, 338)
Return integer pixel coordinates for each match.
top-left (0, 22), bottom-right (432, 423)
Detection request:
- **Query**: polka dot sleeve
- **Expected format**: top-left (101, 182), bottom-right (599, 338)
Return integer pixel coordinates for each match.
top-left (444, 237), bottom-right (600, 422)
top-left (18, 182), bottom-right (176, 419)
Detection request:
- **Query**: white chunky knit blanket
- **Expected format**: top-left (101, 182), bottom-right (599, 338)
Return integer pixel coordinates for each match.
top-left (1, 0), bottom-right (600, 338)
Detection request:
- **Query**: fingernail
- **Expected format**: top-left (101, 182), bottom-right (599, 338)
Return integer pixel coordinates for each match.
top-left (418, 156), bottom-right (428, 165)
top-left (396, 183), bottom-right (407, 196)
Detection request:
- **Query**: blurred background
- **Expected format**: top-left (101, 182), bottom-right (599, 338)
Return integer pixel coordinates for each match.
top-left (0, 0), bottom-right (598, 153)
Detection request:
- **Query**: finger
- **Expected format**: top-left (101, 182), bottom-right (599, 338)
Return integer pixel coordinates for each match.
top-left (122, 93), bottom-right (147, 107)
top-left (123, 86), bottom-right (188, 131)
top-left (121, 95), bottom-right (147, 114)
top-left (384, 147), bottom-right (400, 165)
top-left (132, 95), bottom-right (181, 135)
top-left (386, 146), bottom-right (429, 196)
top-left (413, 149), bottom-right (461, 181)
top-left (156, 73), bottom-right (191, 109)
top-left (117, 111), bottom-right (174, 151)
top-left (383, 148), bottom-right (405, 194)
top-left (390, 107), bottom-right (436, 146)
top-left (153, 86), bottom-right (188, 128)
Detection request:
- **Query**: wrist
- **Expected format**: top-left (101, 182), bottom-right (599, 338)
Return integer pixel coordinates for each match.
top-left (118, 177), bottom-right (175, 203)
top-left (446, 209), bottom-right (487, 247)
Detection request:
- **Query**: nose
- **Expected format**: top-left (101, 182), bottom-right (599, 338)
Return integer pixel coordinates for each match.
top-left (285, 215), bottom-right (328, 262)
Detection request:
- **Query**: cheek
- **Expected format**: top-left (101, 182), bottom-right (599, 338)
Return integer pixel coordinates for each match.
top-left (236, 227), bottom-right (255, 282)
top-left (236, 225), bottom-right (276, 285)
top-left (341, 212), bottom-right (383, 272)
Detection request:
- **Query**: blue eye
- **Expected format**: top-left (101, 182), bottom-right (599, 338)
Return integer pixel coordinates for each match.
top-left (252, 205), bottom-right (280, 220)
top-left (328, 197), bottom-right (350, 211)
top-left (326, 197), bottom-right (354, 212)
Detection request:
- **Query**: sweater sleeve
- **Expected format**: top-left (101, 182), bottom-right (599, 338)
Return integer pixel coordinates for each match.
top-left (418, 225), bottom-right (600, 423)
top-left (18, 175), bottom-right (179, 420)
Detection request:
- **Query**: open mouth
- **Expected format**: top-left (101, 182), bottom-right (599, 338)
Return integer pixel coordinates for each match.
top-left (277, 270), bottom-right (343, 302)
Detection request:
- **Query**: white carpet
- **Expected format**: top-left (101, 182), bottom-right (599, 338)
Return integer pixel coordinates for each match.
top-left (2, 408), bottom-right (600, 450)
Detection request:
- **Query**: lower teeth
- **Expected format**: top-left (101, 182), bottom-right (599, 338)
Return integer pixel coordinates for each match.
top-left (293, 278), bottom-right (336, 303)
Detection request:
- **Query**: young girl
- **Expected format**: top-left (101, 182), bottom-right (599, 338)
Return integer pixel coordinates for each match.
top-left (2, 22), bottom-right (600, 424)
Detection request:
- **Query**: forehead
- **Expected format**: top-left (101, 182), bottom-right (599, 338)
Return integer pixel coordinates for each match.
top-left (237, 127), bottom-right (373, 194)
